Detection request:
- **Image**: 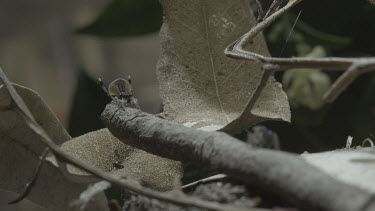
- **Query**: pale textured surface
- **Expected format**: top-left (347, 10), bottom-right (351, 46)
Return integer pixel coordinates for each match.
top-left (0, 84), bottom-right (108, 211)
top-left (302, 147), bottom-right (375, 194)
top-left (157, 0), bottom-right (290, 132)
top-left (62, 128), bottom-right (183, 191)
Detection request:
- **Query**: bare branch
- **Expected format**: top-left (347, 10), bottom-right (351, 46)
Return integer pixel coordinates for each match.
top-left (101, 101), bottom-right (375, 211)
top-left (0, 67), bottom-right (251, 211)
top-left (225, 0), bottom-right (375, 107)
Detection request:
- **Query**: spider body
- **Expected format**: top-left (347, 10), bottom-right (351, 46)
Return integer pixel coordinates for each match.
top-left (108, 78), bottom-right (132, 98)
top-left (99, 77), bottom-right (140, 109)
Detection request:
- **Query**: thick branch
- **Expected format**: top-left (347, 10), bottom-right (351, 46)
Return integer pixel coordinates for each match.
top-left (0, 68), bottom-right (250, 211)
top-left (101, 100), bottom-right (375, 211)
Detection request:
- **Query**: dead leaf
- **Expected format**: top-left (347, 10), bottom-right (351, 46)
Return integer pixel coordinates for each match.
top-left (302, 147), bottom-right (375, 194)
top-left (0, 84), bottom-right (108, 211)
top-left (157, 0), bottom-right (290, 133)
top-left (61, 128), bottom-right (184, 191)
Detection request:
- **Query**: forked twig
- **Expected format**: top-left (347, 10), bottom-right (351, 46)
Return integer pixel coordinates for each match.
top-left (263, 0), bottom-right (286, 21)
top-left (255, 0), bottom-right (265, 22)
top-left (225, 0), bottom-right (375, 109)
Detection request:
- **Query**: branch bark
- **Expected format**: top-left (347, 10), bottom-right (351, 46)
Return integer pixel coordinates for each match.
top-left (101, 100), bottom-right (375, 211)
top-left (0, 68), bottom-right (252, 211)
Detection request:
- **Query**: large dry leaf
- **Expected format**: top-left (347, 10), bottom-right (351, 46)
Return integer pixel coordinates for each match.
top-left (302, 147), bottom-right (375, 194)
top-left (61, 129), bottom-right (183, 191)
top-left (0, 84), bottom-right (108, 211)
top-left (157, 0), bottom-right (290, 133)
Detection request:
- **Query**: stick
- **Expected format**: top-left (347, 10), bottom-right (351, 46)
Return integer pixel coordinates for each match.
top-left (225, 0), bottom-right (375, 106)
top-left (101, 101), bottom-right (375, 211)
top-left (0, 67), bottom-right (252, 211)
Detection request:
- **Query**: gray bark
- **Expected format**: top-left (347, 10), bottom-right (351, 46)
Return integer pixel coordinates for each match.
top-left (101, 100), bottom-right (375, 211)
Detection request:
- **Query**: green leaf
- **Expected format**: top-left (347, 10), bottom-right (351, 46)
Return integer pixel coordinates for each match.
top-left (77, 0), bottom-right (163, 37)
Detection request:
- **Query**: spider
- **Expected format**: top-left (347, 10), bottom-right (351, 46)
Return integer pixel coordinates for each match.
top-left (99, 76), bottom-right (140, 109)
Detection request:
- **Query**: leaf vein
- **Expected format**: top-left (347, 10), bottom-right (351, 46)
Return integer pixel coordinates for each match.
top-left (203, 3), bottom-right (230, 123)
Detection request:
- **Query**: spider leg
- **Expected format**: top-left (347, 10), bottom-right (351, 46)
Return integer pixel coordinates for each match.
top-left (98, 78), bottom-right (113, 99)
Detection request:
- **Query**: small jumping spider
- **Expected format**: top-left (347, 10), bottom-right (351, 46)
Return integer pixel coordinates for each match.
top-left (99, 76), bottom-right (140, 169)
top-left (99, 76), bottom-right (140, 109)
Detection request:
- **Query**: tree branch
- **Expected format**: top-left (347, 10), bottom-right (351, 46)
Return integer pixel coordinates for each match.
top-left (101, 100), bottom-right (375, 211)
top-left (225, 0), bottom-right (375, 105)
top-left (0, 67), bottom-right (253, 211)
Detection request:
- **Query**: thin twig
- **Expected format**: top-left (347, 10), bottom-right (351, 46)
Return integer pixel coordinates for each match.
top-left (263, 0), bottom-right (286, 21)
top-left (255, 0), bottom-right (265, 22)
top-left (323, 61), bottom-right (375, 103)
top-left (241, 68), bottom-right (275, 119)
top-left (225, 0), bottom-right (375, 107)
top-left (0, 67), bottom-right (252, 211)
top-left (182, 174), bottom-right (228, 191)
top-left (8, 147), bottom-right (50, 204)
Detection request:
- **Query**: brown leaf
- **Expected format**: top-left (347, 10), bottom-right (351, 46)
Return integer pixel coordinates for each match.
top-left (157, 0), bottom-right (290, 133)
top-left (0, 84), bottom-right (108, 211)
top-left (61, 128), bottom-right (183, 191)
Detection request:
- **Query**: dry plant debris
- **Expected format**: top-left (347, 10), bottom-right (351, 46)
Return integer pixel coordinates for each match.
top-left (157, 0), bottom-right (290, 133)
top-left (1, 0), bottom-right (375, 210)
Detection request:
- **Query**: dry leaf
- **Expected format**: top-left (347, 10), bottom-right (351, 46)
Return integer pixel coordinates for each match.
top-left (61, 128), bottom-right (183, 191)
top-left (302, 147), bottom-right (375, 194)
top-left (0, 84), bottom-right (108, 211)
top-left (157, 0), bottom-right (290, 133)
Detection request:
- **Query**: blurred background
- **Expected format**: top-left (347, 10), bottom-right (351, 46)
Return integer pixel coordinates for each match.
top-left (0, 0), bottom-right (163, 134)
top-left (0, 0), bottom-right (375, 210)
